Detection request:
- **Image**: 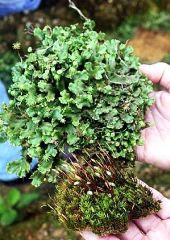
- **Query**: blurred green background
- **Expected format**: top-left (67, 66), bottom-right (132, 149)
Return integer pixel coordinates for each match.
top-left (0, 1), bottom-right (170, 239)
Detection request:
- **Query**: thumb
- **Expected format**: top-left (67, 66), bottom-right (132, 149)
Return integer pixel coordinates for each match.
top-left (139, 63), bottom-right (170, 90)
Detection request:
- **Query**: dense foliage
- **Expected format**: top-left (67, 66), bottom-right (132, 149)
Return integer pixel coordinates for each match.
top-left (0, 20), bottom-right (153, 186)
top-left (54, 150), bottom-right (160, 235)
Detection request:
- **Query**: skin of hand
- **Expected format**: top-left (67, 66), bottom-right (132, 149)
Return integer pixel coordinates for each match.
top-left (80, 63), bottom-right (170, 240)
top-left (136, 63), bottom-right (170, 170)
top-left (80, 184), bottom-right (170, 240)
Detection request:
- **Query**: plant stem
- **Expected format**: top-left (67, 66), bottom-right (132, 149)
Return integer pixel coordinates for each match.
top-left (68, 0), bottom-right (88, 20)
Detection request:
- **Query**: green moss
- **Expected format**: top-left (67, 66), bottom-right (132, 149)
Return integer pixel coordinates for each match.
top-left (54, 151), bottom-right (160, 236)
top-left (55, 178), bottom-right (160, 236)
top-left (80, 192), bottom-right (129, 235)
top-left (55, 182), bottom-right (84, 230)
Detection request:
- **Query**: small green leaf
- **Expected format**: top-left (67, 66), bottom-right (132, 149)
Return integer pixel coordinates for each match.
top-left (17, 193), bottom-right (39, 209)
top-left (53, 108), bottom-right (64, 122)
top-left (123, 115), bottom-right (134, 124)
top-left (31, 171), bottom-right (44, 187)
top-left (67, 126), bottom-right (79, 145)
top-left (0, 132), bottom-right (7, 143)
top-left (0, 197), bottom-right (6, 215)
top-left (7, 159), bottom-right (30, 178)
top-left (7, 188), bottom-right (21, 207)
top-left (0, 209), bottom-right (18, 226)
top-left (38, 158), bottom-right (53, 174)
top-left (34, 27), bottom-right (44, 40)
top-left (59, 90), bottom-right (71, 104)
top-left (72, 115), bottom-right (81, 127)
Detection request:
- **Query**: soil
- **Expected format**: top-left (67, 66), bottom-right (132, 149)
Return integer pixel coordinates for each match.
top-left (129, 29), bottom-right (170, 62)
top-left (0, 213), bottom-right (82, 240)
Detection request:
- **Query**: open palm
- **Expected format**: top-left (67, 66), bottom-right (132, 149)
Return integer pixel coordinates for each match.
top-left (136, 63), bottom-right (170, 170)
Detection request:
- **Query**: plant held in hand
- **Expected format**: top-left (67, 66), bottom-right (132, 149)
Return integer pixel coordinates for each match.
top-left (54, 149), bottom-right (160, 235)
top-left (0, 19), bottom-right (160, 235)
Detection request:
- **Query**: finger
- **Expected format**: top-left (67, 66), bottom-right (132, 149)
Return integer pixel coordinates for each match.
top-left (100, 236), bottom-right (120, 240)
top-left (149, 186), bottom-right (170, 220)
top-left (155, 91), bottom-right (170, 121)
top-left (139, 63), bottom-right (170, 90)
top-left (146, 220), bottom-right (170, 240)
top-left (80, 231), bottom-right (99, 240)
top-left (163, 219), bottom-right (170, 234)
top-left (138, 180), bottom-right (170, 220)
top-left (134, 214), bottom-right (161, 234)
top-left (118, 222), bottom-right (144, 240)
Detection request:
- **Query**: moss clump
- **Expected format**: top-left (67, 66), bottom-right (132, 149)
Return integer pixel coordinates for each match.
top-left (54, 151), bottom-right (160, 236)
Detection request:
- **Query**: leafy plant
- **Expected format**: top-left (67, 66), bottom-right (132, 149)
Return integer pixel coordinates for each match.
top-left (0, 20), bottom-right (153, 186)
top-left (0, 18), bottom-right (161, 235)
top-left (0, 188), bottom-right (39, 226)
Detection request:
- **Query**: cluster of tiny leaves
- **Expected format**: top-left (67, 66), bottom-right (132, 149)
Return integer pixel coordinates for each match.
top-left (0, 20), bottom-right (153, 186)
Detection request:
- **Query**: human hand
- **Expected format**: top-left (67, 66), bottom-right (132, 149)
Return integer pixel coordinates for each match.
top-left (136, 63), bottom-right (170, 170)
top-left (80, 185), bottom-right (170, 240)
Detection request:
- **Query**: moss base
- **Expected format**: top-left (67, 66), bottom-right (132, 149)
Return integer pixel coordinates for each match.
top-left (53, 152), bottom-right (160, 236)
